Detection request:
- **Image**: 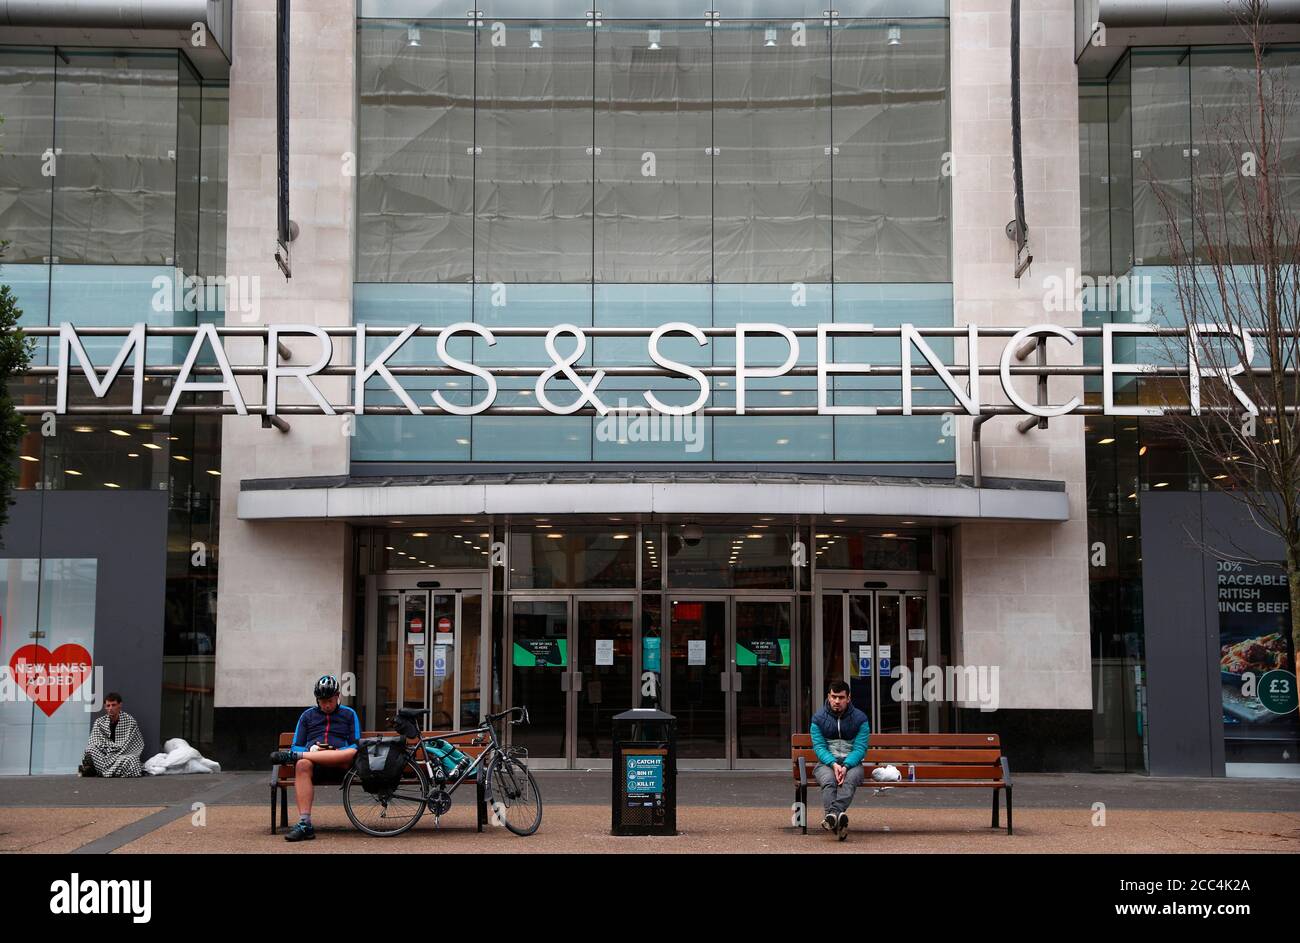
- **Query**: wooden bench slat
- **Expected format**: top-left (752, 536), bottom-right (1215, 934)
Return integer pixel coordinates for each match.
top-left (790, 733), bottom-right (1001, 748)
top-left (862, 749), bottom-right (1004, 763)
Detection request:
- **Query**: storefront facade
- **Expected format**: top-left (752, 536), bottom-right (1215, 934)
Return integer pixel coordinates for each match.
top-left (1, 1), bottom-right (1293, 776)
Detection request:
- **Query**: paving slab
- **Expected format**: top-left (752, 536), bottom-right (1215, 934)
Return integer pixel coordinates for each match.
top-left (115, 804), bottom-right (1300, 854)
top-left (0, 807), bottom-right (164, 854)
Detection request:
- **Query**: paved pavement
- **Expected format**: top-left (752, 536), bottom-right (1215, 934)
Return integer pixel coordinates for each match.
top-left (1, 771), bottom-right (1297, 853)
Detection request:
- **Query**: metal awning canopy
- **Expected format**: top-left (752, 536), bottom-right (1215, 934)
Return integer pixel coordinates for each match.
top-left (237, 471), bottom-right (1070, 524)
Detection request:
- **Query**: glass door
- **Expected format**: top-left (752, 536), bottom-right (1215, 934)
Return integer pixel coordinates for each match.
top-left (575, 597), bottom-right (635, 763)
top-left (509, 597), bottom-right (570, 764)
top-left (368, 573), bottom-right (489, 733)
top-left (668, 598), bottom-right (728, 762)
top-left (837, 590), bottom-right (925, 734)
top-left (733, 598), bottom-right (793, 763)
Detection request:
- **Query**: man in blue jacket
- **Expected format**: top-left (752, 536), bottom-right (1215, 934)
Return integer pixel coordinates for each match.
top-left (269, 675), bottom-right (361, 842)
top-left (809, 679), bottom-right (871, 840)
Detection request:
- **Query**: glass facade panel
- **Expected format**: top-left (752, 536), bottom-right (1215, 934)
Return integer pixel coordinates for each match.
top-left (712, 22), bottom-right (831, 283)
top-left (595, 22), bottom-right (713, 283)
top-left (0, 48), bottom-right (55, 264)
top-left (357, 21), bottom-right (475, 282)
top-left (379, 528), bottom-right (492, 570)
top-left (831, 20), bottom-right (950, 283)
top-left (510, 527), bottom-right (637, 588)
top-left (476, 22), bottom-right (594, 282)
top-left (51, 52), bottom-right (179, 266)
top-left (667, 524), bottom-right (793, 589)
top-left (1130, 51), bottom-right (1189, 268)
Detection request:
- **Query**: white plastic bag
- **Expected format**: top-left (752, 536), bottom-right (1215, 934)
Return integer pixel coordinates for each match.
top-left (871, 764), bottom-right (902, 782)
top-left (143, 738), bottom-right (221, 775)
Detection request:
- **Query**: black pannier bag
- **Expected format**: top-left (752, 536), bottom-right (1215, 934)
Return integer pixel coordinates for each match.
top-left (354, 736), bottom-right (409, 794)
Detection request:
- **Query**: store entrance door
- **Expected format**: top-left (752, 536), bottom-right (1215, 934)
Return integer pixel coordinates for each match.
top-left (507, 595), bottom-right (636, 768)
top-left (814, 573), bottom-right (937, 735)
top-left (367, 573), bottom-right (488, 734)
top-left (668, 596), bottom-right (793, 768)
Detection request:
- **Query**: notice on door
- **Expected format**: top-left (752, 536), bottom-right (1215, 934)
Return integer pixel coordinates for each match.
top-left (512, 638), bottom-right (568, 668)
top-left (436, 616), bottom-right (453, 644)
top-left (688, 639), bottom-right (707, 666)
top-left (878, 644), bottom-right (892, 676)
top-left (858, 645), bottom-right (872, 675)
top-left (412, 646), bottom-right (426, 678)
top-left (735, 638), bottom-right (789, 667)
top-left (595, 639), bottom-right (614, 666)
top-left (433, 645), bottom-right (447, 679)
top-left (850, 629), bottom-right (869, 643)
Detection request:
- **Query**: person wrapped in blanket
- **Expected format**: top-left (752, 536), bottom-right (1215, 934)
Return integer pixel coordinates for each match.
top-left (269, 675), bottom-right (361, 841)
top-left (79, 692), bottom-right (145, 778)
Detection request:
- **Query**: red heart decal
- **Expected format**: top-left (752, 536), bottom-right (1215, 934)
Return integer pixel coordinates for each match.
top-left (9, 644), bottom-right (94, 717)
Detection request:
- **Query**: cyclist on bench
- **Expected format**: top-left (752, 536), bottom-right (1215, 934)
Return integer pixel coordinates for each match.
top-left (270, 675), bottom-right (361, 842)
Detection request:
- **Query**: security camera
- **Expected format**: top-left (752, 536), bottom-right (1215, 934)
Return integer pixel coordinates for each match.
top-left (682, 524), bottom-right (703, 547)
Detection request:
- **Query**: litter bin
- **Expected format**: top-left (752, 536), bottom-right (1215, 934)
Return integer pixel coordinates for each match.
top-left (611, 707), bottom-right (676, 836)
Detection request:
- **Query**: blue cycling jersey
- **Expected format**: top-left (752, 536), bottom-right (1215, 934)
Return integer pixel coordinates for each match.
top-left (291, 704), bottom-right (361, 755)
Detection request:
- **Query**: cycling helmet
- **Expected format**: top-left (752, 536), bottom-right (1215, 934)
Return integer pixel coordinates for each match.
top-left (314, 674), bottom-right (340, 700)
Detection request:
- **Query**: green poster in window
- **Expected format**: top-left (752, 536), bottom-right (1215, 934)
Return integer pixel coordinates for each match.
top-left (513, 638), bottom-right (567, 667)
top-left (735, 638), bottom-right (789, 667)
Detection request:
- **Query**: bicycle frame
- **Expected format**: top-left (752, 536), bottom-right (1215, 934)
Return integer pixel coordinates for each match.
top-left (409, 707), bottom-right (527, 801)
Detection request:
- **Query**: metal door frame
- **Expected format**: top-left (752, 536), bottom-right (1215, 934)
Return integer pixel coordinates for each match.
top-left (364, 571), bottom-right (490, 732)
top-left (812, 571), bottom-right (938, 734)
top-left (667, 594), bottom-right (731, 769)
top-left (573, 594), bottom-right (638, 770)
top-left (731, 594), bottom-right (796, 770)
top-left (503, 592), bottom-right (643, 770)
top-left (505, 594), bottom-right (574, 770)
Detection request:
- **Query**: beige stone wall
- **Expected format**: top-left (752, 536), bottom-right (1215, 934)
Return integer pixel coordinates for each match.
top-left (215, 0), bottom-right (356, 708)
top-left (950, 0), bottom-right (1092, 710)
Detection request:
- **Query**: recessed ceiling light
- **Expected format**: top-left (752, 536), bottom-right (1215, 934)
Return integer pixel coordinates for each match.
top-left (1154, 481), bottom-right (1168, 488)
top-left (110, 429), bottom-right (130, 437)
top-left (65, 469), bottom-right (83, 476)
top-left (1097, 437), bottom-right (1115, 445)
top-left (104, 482), bottom-right (120, 489)
top-left (174, 455), bottom-right (190, 462)
top-left (73, 426), bottom-right (94, 433)
top-left (547, 533), bottom-right (564, 539)
top-left (412, 531), bottom-right (429, 537)
top-left (206, 469), bottom-right (220, 476)
top-left (142, 443), bottom-right (161, 450)
top-left (19, 455), bottom-right (38, 463)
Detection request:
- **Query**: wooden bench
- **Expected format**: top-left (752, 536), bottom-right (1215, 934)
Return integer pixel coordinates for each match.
top-left (271, 730), bottom-right (489, 834)
top-left (792, 733), bottom-right (1013, 835)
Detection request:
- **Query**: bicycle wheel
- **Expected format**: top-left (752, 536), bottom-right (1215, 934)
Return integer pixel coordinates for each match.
top-left (486, 754), bottom-right (542, 836)
top-left (342, 755), bottom-right (428, 837)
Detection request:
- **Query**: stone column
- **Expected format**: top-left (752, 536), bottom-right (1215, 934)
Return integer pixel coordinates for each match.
top-left (214, 0), bottom-right (357, 708)
top-left (949, 0), bottom-right (1092, 716)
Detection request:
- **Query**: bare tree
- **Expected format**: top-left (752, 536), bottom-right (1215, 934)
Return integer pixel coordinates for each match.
top-left (1144, 0), bottom-right (1300, 675)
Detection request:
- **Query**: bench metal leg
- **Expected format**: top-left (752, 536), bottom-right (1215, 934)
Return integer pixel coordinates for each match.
top-left (1005, 785), bottom-right (1013, 835)
top-left (280, 783), bottom-right (289, 830)
top-left (476, 774), bottom-right (486, 833)
top-left (798, 786), bottom-right (807, 834)
top-left (991, 786), bottom-right (1000, 829)
top-left (271, 785), bottom-right (277, 835)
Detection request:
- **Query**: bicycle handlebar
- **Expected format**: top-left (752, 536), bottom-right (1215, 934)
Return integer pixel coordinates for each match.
top-left (486, 706), bottom-right (529, 726)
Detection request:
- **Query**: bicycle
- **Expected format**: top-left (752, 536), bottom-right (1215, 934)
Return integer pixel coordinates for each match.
top-left (341, 706), bottom-right (542, 838)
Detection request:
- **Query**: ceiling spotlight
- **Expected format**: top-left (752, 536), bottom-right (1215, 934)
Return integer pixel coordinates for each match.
top-left (648, 29), bottom-right (661, 50)
top-left (887, 24), bottom-right (902, 46)
top-left (764, 27), bottom-right (777, 47)
top-left (530, 28), bottom-right (542, 48)
top-left (407, 26), bottom-right (421, 48)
